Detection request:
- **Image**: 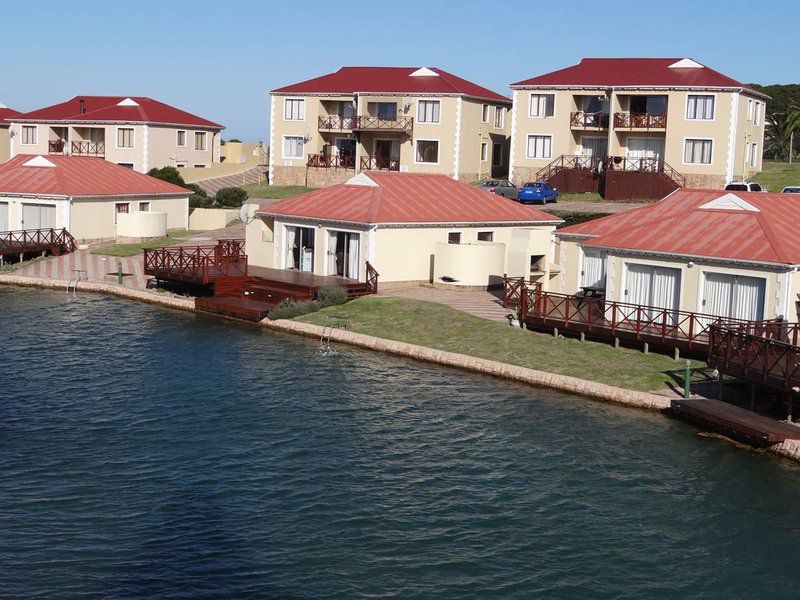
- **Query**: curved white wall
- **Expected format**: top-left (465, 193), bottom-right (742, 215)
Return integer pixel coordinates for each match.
top-left (117, 211), bottom-right (167, 238)
top-left (433, 242), bottom-right (506, 287)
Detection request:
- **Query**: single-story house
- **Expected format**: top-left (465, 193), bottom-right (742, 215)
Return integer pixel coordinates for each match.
top-left (0, 154), bottom-right (189, 241)
top-left (246, 172), bottom-right (562, 289)
top-left (555, 189), bottom-right (800, 322)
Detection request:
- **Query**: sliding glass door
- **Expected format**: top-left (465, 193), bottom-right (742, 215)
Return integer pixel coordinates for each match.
top-left (702, 273), bottom-right (765, 322)
top-left (285, 226), bottom-right (315, 272)
top-left (327, 230), bottom-right (360, 279)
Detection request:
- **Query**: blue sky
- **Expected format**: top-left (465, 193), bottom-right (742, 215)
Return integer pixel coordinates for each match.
top-left (0, 0), bottom-right (794, 141)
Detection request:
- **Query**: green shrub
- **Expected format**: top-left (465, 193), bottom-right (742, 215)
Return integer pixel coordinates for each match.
top-left (215, 186), bottom-right (249, 207)
top-left (187, 183), bottom-right (212, 208)
top-left (148, 166), bottom-right (186, 187)
top-left (268, 299), bottom-right (320, 320)
top-left (316, 286), bottom-right (348, 307)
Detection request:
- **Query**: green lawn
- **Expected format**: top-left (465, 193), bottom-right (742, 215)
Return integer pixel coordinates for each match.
top-left (295, 297), bottom-right (702, 393)
top-left (91, 231), bottom-right (203, 257)
top-left (752, 160), bottom-right (800, 192)
top-left (243, 184), bottom-right (315, 199)
top-left (557, 192), bottom-right (604, 202)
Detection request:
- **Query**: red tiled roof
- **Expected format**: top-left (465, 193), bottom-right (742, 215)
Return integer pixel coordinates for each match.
top-left (0, 106), bottom-right (21, 126)
top-left (558, 189), bottom-right (800, 265)
top-left (260, 172), bottom-right (560, 225)
top-left (273, 67), bottom-right (510, 103)
top-left (9, 96), bottom-right (223, 128)
top-left (511, 58), bottom-right (766, 97)
top-left (0, 155), bottom-right (190, 197)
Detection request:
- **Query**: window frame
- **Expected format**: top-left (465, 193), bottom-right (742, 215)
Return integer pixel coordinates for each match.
top-left (481, 104), bottom-right (489, 123)
top-left (176, 129), bottom-right (187, 147)
top-left (526, 134), bottom-right (553, 159)
top-left (480, 142), bottom-right (488, 162)
top-left (115, 126), bottom-right (135, 149)
top-left (283, 97), bottom-right (306, 121)
top-left (749, 142), bottom-right (758, 167)
top-left (682, 138), bottom-right (714, 165)
top-left (194, 131), bottom-right (208, 151)
top-left (754, 102), bottom-right (761, 126)
top-left (448, 232), bottom-right (462, 245)
top-left (529, 93), bottom-right (555, 118)
top-left (494, 106), bottom-right (505, 128)
top-left (114, 202), bottom-right (130, 225)
top-left (414, 138), bottom-right (440, 165)
top-left (282, 134), bottom-right (305, 160)
top-left (477, 231), bottom-right (494, 242)
top-left (20, 125), bottom-right (37, 145)
top-left (685, 93), bottom-right (716, 121)
top-left (139, 201), bottom-right (151, 212)
top-left (417, 99), bottom-right (441, 124)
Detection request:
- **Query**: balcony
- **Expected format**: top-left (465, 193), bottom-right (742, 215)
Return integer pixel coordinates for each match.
top-left (306, 153), bottom-right (355, 170)
top-left (48, 139), bottom-right (67, 154)
top-left (71, 141), bottom-right (105, 157)
top-left (318, 115), bottom-right (413, 134)
top-left (570, 111), bottom-right (609, 129)
top-left (613, 113), bottom-right (667, 130)
top-left (360, 156), bottom-right (400, 172)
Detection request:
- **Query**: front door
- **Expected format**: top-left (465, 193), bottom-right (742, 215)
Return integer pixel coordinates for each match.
top-left (580, 248), bottom-right (608, 288)
top-left (285, 226), bottom-right (315, 272)
top-left (327, 230), bottom-right (360, 278)
top-left (626, 138), bottom-right (665, 170)
top-left (625, 263), bottom-right (681, 322)
top-left (581, 137), bottom-right (608, 170)
top-left (21, 203), bottom-right (56, 230)
top-left (374, 140), bottom-right (396, 169)
top-left (702, 272), bottom-right (765, 322)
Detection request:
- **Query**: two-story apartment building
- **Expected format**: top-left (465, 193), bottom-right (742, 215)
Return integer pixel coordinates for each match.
top-left (509, 58), bottom-right (768, 193)
top-left (269, 67), bottom-right (511, 187)
top-left (7, 96), bottom-right (224, 173)
top-left (0, 104), bottom-right (21, 163)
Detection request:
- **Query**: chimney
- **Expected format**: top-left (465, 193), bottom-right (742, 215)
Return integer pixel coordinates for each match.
top-left (79, 99), bottom-right (85, 114)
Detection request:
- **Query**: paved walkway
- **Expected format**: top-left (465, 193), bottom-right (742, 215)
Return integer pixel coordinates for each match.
top-left (379, 286), bottom-right (514, 323)
top-left (13, 250), bottom-right (149, 289)
top-left (194, 166), bottom-right (267, 196)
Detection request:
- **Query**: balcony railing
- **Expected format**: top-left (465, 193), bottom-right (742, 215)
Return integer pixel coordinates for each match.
top-left (317, 115), bottom-right (414, 133)
top-left (360, 156), bottom-right (400, 172)
top-left (48, 139), bottom-right (67, 154)
top-left (306, 153), bottom-right (356, 170)
top-left (613, 112), bottom-right (667, 129)
top-left (318, 115), bottom-right (357, 130)
top-left (570, 111), bottom-right (609, 129)
top-left (71, 141), bottom-right (105, 157)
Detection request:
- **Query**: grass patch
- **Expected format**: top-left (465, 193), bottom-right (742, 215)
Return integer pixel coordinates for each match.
top-left (295, 297), bottom-right (702, 393)
top-left (243, 184), bottom-right (315, 199)
top-left (558, 192), bottom-right (603, 202)
top-left (752, 160), bottom-right (800, 192)
top-left (91, 231), bottom-right (203, 257)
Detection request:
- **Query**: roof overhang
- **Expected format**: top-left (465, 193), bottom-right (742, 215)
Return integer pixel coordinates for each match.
top-left (579, 244), bottom-right (793, 270)
top-left (270, 91), bottom-right (511, 104)
top-left (258, 211), bottom-right (561, 228)
top-left (9, 118), bottom-right (224, 130)
top-left (509, 84), bottom-right (769, 100)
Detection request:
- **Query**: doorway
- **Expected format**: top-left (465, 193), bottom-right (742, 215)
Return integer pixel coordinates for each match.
top-left (285, 226), bottom-right (315, 272)
top-left (624, 263), bottom-right (681, 322)
top-left (626, 137), bottom-right (665, 170)
top-left (702, 272), bottom-right (765, 321)
top-left (373, 139), bottom-right (399, 170)
top-left (335, 138), bottom-right (356, 168)
top-left (327, 230), bottom-right (360, 279)
top-left (21, 203), bottom-right (56, 230)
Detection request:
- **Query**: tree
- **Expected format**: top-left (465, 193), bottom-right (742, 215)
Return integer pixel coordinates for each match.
top-left (215, 187), bottom-right (249, 207)
top-left (764, 106), bottom-right (800, 161)
top-left (147, 166), bottom-right (186, 187)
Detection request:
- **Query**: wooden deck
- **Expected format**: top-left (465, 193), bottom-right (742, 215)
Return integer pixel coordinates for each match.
top-left (671, 397), bottom-right (800, 445)
top-left (0, 228), bottom-right (76, 259)
top-left (195, 296), bottom-right (276, 321)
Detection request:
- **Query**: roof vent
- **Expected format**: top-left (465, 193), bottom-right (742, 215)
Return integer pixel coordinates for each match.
top-left (669, 58), bottom-right (703, 69)
top-left (699, 193), bottom-right (759, 212)
top-left (117, 97), bottom-right (140, 107)
top-left (23, 156), bottom-right (57, 168)
top-left (409, 67), bottom-right (439, 77)
top-left (345, 173), bottom-right (379, 187)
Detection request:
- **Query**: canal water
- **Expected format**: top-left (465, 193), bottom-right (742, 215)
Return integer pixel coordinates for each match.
top-left (2, 287), bottom-right (800, 598)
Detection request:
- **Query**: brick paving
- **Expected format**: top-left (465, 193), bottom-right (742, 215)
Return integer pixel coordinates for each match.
top-left (13, 249), bottom-right (149, 289)
top-left (379, 286), bottom-right (514, 323)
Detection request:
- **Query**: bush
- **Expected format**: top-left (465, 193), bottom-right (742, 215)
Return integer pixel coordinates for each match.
top-left (215, 187), bottom-right (249, 208)
top-left (268, 299), bottom-right (320, 320)
top-left (187, 183), bottom-right (212, 208)
top-left (316, 286), bottom-right (347, 308)
top-left (148, 166), bottom-right (186, 187)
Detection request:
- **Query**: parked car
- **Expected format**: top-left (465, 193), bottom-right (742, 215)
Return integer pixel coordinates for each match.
top-left (725, 181), bottom-right (766, 192)
top-left (518, 181), bottom-right (558, 204)
top-left (781, 186), bottom-right (800, 194)
top-left (474, 179), bottom-right (517, 199)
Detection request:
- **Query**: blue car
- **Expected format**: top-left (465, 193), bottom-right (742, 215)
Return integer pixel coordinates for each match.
top-left (517, 181), bottom-right (558, 205)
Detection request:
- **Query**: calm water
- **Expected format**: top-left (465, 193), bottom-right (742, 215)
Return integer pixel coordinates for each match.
top-left (2, 288), bottom-right (800, 598)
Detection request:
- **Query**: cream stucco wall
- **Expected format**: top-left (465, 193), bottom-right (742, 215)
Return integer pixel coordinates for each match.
top-left (116, 211), bottom-right (167, 238)
top-left (433, 241), bottom-right (506, 286)
top-left (0, 128), bottom-right (10, 163)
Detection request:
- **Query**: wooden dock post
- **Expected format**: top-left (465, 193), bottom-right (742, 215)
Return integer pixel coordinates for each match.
top-left (674, 347), bottom-right (680, 360)
top-left (614, 337), bottom-right (620, 349)
top-left (643, 342), bottom-right (649, 355)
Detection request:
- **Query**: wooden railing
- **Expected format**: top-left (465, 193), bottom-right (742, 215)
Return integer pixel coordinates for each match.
top-left (318, 115), bottom-right (357, 130)
top-left (613, 112), bottom-right (667, 129)
top-left (144, 243), bottom-right (247, 284)
top-left (605, 156), bottom-right (686, 187)
top-left (570, 111), bottom-right (610, 128)
top-left (360, 156), bottom-right (401, 172)
top-left (365, 261), bottom-right (379, 294)
top-left (48, 139), bottom-right (66, 154)
top-left (71, 141), bottom-right (105, 156)
top-left (0, 228), bottom-right (76, 256)
top-left (354, 115), bottom-right (413, 132)
top-left (709, 324), bottom-right (800, 392)
top-left (216, 238), bottom-right (245, 256)
top-left (306, 153), bottom-right (356, 169)
top-left (534, 154), bottom-right (597, 182)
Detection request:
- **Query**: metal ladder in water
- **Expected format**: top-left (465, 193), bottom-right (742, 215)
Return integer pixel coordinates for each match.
top-left (67, 269), bottom-right (88, 293)
top-left (320, 316), bottom-right (348, 352)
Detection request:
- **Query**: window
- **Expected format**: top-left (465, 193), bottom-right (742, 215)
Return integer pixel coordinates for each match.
top-left (684, 139), bottom-right (713, 164)
top-left (747, 99), bottom-right (754, 121)
top-left (492, 143), bottom-right (503, 167)
top-left (415, 139), bottom-right (439, 163)
top-left (526, 135), bottom-right (552, 159)
top-left (494, 106), bottom-right (505, 128)
top-left (367, 102), bottom-right (397, 120)
top-left (194, 132), bottom-right (207, 151)
top-left (481, 104), bottom-right (489, 123)
top-left (193, 164), bottom-right (206, 168)
top-left (114, 203), bottom-right (129, 225)
top-left (117, 127), bottom-right (134, 148)
top-left (686, 95), bottom-right (715, 120)
top-left (139, 201), bottom-right (150, 212)
top-left (477, 231), bottom-right (493, 242)
top-left (283, 135), bottom-right (304, 159)
top-left (529, 94), bottom-right (555, 118)
top-left (21, 125), bottom-right (37, 145)
top-left (117, 163), bottom-right (134, 169)
top-left (284, 98), bottom-right (305, 120)
top-left (448, 232), bottom-right (461, 244)
top-left (480, 142), bottom-right (488, 162)
top-left (176, 162), bottom-right (187, 168)
top-left (177, 130), bottom-right (186, 146)
top-left (749, 142), bottom-right (758, 167)
top-left (754, 102), bottom-right (761, 126)
top-left (417, 100), bottom-right (440, 123)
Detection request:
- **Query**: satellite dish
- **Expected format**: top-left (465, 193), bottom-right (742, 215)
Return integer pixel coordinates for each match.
top-left (239, 204), bottom-right (256, 224)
